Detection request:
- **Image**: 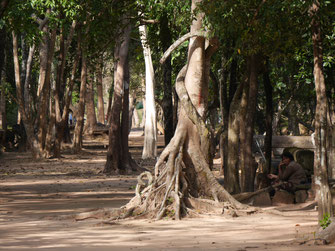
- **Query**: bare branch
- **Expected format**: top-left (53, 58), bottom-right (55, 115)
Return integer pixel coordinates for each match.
top-left (160, 31), bottom-right (207, 64)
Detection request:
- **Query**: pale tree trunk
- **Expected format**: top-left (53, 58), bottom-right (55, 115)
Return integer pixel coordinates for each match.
top-left (128, 92), bottom-right (136, 130)
top-left (310, 0), bottom-right (333, 222)
top-left (140, 24), bottom-right (157, 159)
top-left (104, 19), bottom-right (132, 174)
top-left (72, 51), bottom-right (87, 152)
top-left (97, 57), bottom-right (105, 124)
top-left (133, 103), bottom-right (140, 127)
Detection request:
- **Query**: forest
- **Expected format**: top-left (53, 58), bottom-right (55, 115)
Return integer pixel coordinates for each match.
top-left (1, 0), bottom-right (335, 249)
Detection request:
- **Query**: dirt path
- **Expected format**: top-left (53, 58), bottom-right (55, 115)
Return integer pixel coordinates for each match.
top-left (0, 132), bottom-right (334, 250)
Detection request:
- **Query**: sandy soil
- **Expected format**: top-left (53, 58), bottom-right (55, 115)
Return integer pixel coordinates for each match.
top-left (0, 131), bottom-right (334, 251)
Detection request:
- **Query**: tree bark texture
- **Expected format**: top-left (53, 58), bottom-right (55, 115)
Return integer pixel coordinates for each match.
top-left (72, 51), bottom-right (87, 152)
top-left (241, 55), bottom-right (259, 193)
top-left (12, 31), bottom-right (41, 158)
top-left (104, 20), bottom-right (132, 174)
top-left (311, 0), bottom-right (333, 221)
top-left (85, 69), bottom-right (97, 134)
top-left (225, 83), bottom-right (244, 194)
top-left (140, 24), bottom-right (157, 159)
top-left (97, 58), bottom-right (105, 124)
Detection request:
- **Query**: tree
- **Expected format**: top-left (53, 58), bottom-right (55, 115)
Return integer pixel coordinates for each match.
top-left (113, 0), bottom-right (243, 220)
top-left (104, 15), bottom-right (137, 174)
top-left (310, 0), bottom-right (333, 221)
top-left (140, 24), bottom-right (157, 160)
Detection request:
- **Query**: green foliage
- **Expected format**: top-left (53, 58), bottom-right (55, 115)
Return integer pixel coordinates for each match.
top-left (320, 213), bottom-right (332, 230)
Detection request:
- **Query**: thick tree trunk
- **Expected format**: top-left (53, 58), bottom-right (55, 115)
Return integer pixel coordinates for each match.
top-left (107, 0), bottom-right (244, 221)
top-left (311, 0), bottom-right (333, 221)
top-left (104, 20), bottom-right (132, 174)
top-left (160, 13), bottom-right (174, 146)
top-left (225, 83), bottom-right (244, 194)
top-left (140, 24), bottom-right (157, 159)
top-left (97, 58), bottom-right (105, 124)
top-left (72, 52), bottom-right (87, 152)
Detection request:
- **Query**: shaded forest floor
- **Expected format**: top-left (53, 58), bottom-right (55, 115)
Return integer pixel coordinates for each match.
top-left (0, 129), bottom-right (334, 250)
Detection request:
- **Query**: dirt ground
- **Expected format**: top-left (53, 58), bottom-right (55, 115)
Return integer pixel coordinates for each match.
top-left (0, 130), bottom-right (334, 251)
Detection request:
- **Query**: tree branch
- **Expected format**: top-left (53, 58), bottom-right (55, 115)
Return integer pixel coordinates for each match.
top-left (160, 31), bottom-right (208, 64)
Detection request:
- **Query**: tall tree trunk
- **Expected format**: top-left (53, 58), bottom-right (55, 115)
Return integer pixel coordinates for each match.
top-left (263, 59), bottom-right (273, 174)
top-left (12, 31), bottom-right (41, 158)
top-left (54, 33), bottom-right (80, 157)
top-left (72, 51), bottom-right (87, 152)
top-left (310, 0), bottom-right (333, 221)
top-left (225, 83), bottom-right (244, 194)
top-left (219, 57), bottom-right (229, 176)
top-left (241, 54), bottom-right (259, 192)
top-left (140, 24), bottom-right (157, 159)
top-left (97, 57), bottom-right (105, 124)
top-left (160, 13), bottom-right (174, 146)
top-left (239, 72), bottom-right (250, 193)
top-left (120, 57), bottom-right (138, 171)
top-left (37, 23), bottom-right (54, 152)
top-left (85, 69), bottom-right (97, 134)
top-left (0, 27), bottom-right (6, 141)
top-left (104, 19), bottom-right (132, 174)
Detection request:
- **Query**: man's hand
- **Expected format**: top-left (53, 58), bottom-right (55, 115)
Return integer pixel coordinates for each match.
top-left (267, 174), bottom-right (278, 179)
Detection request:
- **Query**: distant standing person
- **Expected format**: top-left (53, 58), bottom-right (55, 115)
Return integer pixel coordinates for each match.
top-left (267, 152), bottom-right (307, 193)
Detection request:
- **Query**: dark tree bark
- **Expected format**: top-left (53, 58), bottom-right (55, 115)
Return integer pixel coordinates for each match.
top-left (160, 13), bottom-right (174, 146)
top-left (0, 0), bottom-right (9, 18)
top-left (263, 59), bottom-right (273, 174)
top-left (104, 19), bottom-right (132, 174)
top-left (241, 54), bottom-right (259, 193)
top-left (0, 27), bottom-right (6, 141)
top-left (53, 21), bottom-right (76, 157)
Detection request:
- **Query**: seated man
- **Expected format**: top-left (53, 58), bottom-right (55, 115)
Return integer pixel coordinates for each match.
top-left (267, 152), bottom-right (307, 193)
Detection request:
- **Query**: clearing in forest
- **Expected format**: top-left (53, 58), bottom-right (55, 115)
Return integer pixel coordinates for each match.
top-left (0, 132), bottom-right (333, 251)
